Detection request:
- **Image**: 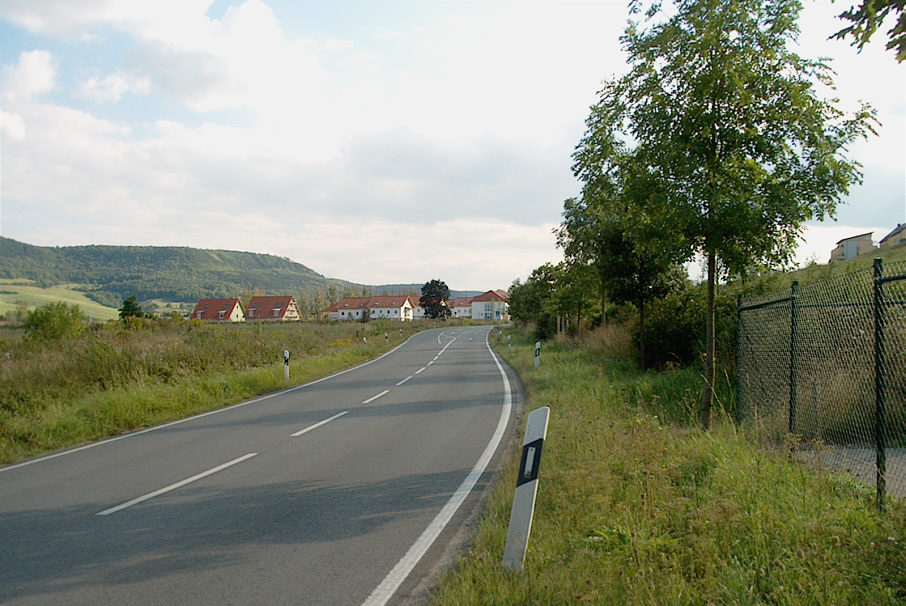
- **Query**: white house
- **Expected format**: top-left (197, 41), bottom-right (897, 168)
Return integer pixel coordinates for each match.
top-left (450, 297), bottom-right (474, 319)
top-left (323, 296), bottom-right (414, 321)
top-left (470, 290), bottom-right (509, 321)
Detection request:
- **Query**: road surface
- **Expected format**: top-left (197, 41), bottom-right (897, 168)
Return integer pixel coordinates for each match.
top-left (0, 325), bottom-right (519, 605)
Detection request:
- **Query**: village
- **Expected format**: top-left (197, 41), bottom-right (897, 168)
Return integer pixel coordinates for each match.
top-left (189, 290), bottom-right (510, 323)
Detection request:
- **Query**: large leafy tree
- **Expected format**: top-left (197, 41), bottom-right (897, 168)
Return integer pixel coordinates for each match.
top-left (602, 0), bottom-right (875, 428)
top-left (420, 279), bottom-right (451, 319)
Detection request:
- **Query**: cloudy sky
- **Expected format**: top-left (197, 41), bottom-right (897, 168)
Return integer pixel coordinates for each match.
top-left (1, 0), bottom-right (903, 290)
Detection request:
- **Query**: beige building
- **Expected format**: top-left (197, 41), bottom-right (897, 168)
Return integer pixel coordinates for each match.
top-left (829, 232), bottom-right (876, 263)
top-left (879, 224), bottom-right (906, 250)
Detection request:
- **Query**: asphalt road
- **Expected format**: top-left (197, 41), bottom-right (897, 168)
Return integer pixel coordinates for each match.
top-left (0, 325), bottom-right (519, 605)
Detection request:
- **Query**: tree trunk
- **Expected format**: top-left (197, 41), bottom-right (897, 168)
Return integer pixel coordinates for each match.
top-left (701, 251), bottom-right (716, 430)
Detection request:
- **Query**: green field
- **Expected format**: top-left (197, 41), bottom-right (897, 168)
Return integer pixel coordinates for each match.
top-left (0, 280), bottom-right (119, 321)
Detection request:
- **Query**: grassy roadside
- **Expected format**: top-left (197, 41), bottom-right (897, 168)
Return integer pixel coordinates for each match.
top-left (0, 320), bottom-right (429, 464)
top-left (431, 329), bottom-right (906, 605)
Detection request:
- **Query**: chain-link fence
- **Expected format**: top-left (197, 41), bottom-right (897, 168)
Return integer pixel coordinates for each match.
top-left (737, 258), bottom-right (906, 509)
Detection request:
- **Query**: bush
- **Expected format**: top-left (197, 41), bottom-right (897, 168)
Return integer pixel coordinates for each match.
top-left (24, 302), bottom-right (87, 341)
top-left (639, 285), bottom-right (737, 369)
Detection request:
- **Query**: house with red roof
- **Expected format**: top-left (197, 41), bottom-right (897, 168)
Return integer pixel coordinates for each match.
top-left (470, 290), bottom-right (509, 321)
top-left (450, 297), bottom-right (474, 319)
top-left (322, 295), bottom-right (414, 321)
top-left (246, 295), bottom-right (302, 321)
top-left (191, 298), bottom-right (245, 322)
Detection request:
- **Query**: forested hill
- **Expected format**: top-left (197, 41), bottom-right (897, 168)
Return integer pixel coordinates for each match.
top-left (0, 237), bottom-right (349, 307)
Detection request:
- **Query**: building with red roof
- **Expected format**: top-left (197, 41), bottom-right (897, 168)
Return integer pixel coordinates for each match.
top-left (246, 295), bottom-right (302, 321)
top-left (322, 295), bottom-right (415, 321)
top-left (191, 298), bottom-right (245, 322)
top-left (470, 290), bottom-right (509, 321)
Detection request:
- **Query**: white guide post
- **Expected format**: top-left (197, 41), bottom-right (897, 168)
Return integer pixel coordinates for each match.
top-left (534, 341), bottom-right (541, 368)
top-left (283, 349), bottom-right (290, 381)
top-left (503, 406), bottom-right (550, 571)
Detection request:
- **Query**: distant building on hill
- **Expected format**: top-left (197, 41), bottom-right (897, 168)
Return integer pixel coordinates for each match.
top-left (192, 298), bottom-right (245, 322)
top-left (246, 295), bottom-right (301, 321)
top-left (879, 224), bottom-right (906, 250)
top-left (829, 232), bottom-right (876, 263)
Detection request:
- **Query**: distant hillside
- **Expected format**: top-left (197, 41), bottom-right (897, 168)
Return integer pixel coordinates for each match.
top-left (0, 237), bottom-right (353, 307)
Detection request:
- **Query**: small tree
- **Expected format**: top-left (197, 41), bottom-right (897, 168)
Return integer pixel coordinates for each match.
top-left (118, 296), bottom-right (145, 320)
top-left (602, 0), bottom-right (876, 428)
top-left (420, 279), bottom-right (451, 319)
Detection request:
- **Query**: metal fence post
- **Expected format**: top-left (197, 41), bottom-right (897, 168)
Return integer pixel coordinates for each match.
top-left (736, 294), bottom-right (743, 425)
top-left (789, 281), bottom-right (799, 435)
top-left (873, 258), bottom-right (887, 511)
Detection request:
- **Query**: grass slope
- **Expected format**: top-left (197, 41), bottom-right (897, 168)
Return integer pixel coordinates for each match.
top-left (0, 280), bottom-right (119, 320)
top-left (430, 330), bottom-right (906, 605)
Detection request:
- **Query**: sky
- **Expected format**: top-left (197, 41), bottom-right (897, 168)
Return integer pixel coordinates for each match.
top-left (0, 1), bottom-right (903, 291)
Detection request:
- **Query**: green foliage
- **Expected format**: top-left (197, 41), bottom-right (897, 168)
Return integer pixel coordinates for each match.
top-left (23, 302), bottom-right (87, 341)
top-left (834, 0), bottom-right (906, 61)
top-left (420, 279), bottom-right (451, 319)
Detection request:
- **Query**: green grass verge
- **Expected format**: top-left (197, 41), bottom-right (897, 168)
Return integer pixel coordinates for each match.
top-left (0, 280), bottom-right (119, 321)
top-left (430, 330), bottom-right (906, 605)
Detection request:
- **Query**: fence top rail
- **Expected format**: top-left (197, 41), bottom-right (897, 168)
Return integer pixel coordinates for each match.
top-left (739, 295), bottom-right (792, 313)
top-left (879, 272), bottom-right (906, 285)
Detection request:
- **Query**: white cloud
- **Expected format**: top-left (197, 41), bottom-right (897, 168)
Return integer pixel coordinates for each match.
top-left (78, 72), bottom-right (151, 103)
top-left (0, 110), bottom-right (27, 140)
top-left (1, 50), bottom-right (55, 102)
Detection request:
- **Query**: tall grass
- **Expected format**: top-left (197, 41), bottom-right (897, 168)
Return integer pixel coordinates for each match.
top-left (0, 318), bottom-right (423, 463)
top-left (430, 327), bottom-right (906, 605)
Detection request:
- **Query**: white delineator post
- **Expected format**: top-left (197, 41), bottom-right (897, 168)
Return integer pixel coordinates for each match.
top-left (534, 341), bottom-right (541, 368)
top-left (283, 349), bottom-right (290, 380)
top-left (503, 406), bottom-right (550, 571)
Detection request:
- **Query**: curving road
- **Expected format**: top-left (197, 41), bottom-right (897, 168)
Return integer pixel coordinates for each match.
top-left (0, 325), bottom-right (519, 605)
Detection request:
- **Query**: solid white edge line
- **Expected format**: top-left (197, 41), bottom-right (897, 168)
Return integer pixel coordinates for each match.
top-left (361, 327), bottom-right (512, 606)
top-left (396, 376), bottom-right (413, 386)
top-left (291, 411), bottom-right (349, 437)
top-left (1, 335), bottom-right (418, 475)
top-left (97, 452), bottom-right (258, 516)
top-left (362, 389), bottom-right (391, 404)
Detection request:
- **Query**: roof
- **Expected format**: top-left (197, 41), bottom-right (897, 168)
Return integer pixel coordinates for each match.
top-left (247, 295), bottom-right (298, 319)
top-left (880, 223), bottom-right (906, 245)
top-left (322, 296), bottom-right (415, 313)
top-left (192, 298), bottom-right (242, 321)
top-left (471, 290), bottom-right (509, 303)
top-left (834, 232), bottom-right (873, 246)
top-left (450, 297), bottom-right (473, 308)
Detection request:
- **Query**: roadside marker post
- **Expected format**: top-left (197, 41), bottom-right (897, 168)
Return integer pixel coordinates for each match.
top-left (503, 406), bottom-right (550, 571)
top-left (534, 341), bottom-right (541, 368)
top-left (283, 349), bottom-right (290, 381)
